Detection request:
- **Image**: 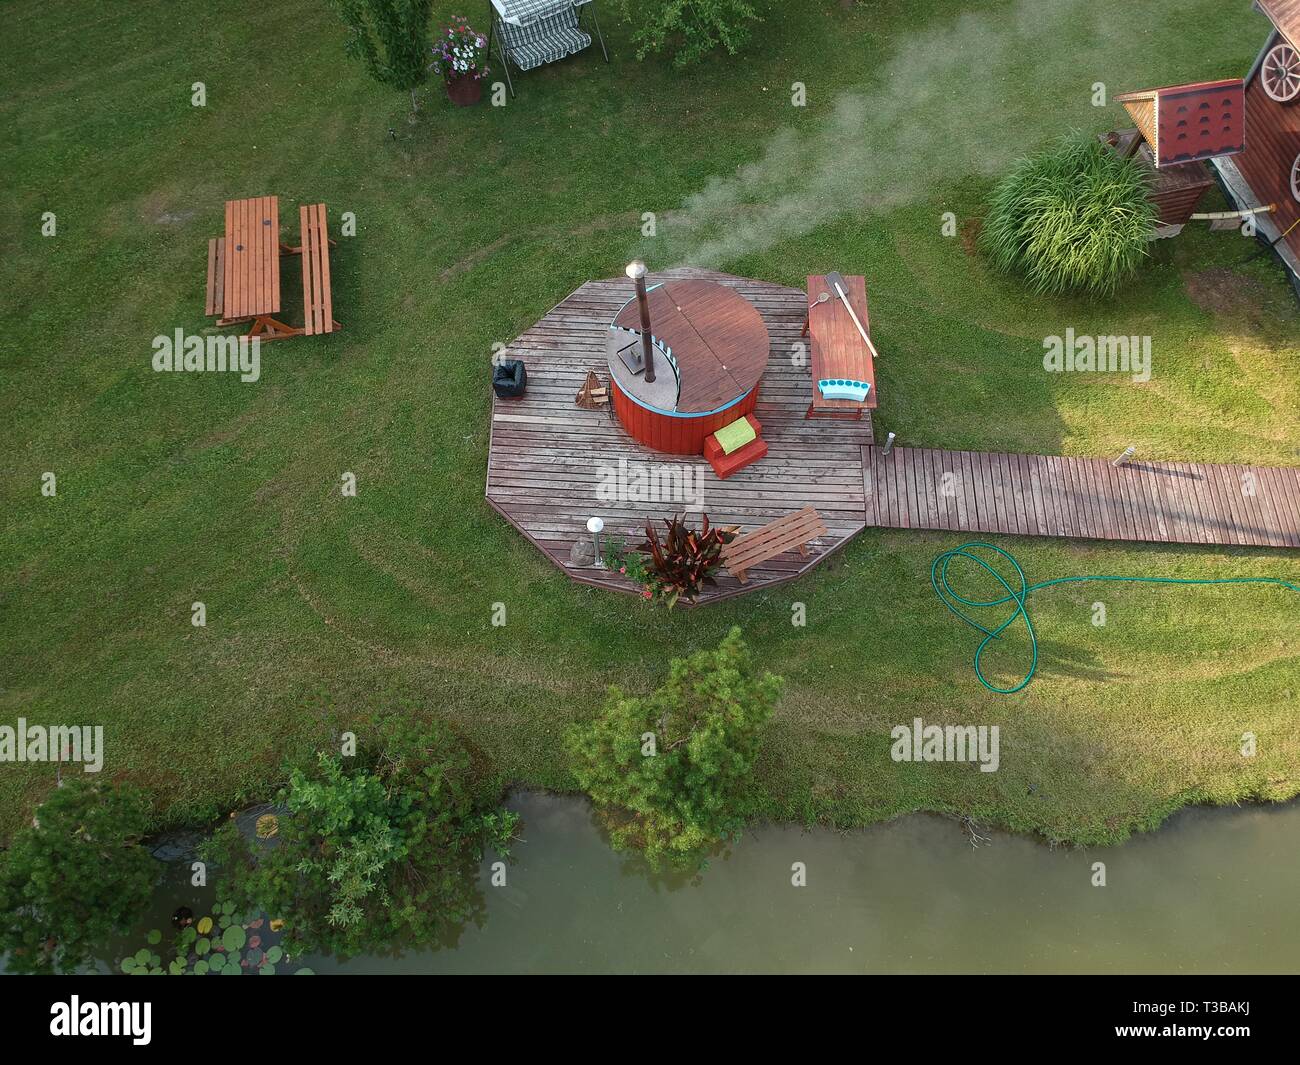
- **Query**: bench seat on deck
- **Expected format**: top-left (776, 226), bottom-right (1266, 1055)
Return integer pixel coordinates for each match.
top-left (705, 415), bottom-right (766, 479)
top-left (721, 506), bottom-right (828, 583)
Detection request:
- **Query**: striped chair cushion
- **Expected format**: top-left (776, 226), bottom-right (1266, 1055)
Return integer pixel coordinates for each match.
top-left (497, 0), bottom-right (575, 25)
top-left (500, 8), bottom-right (590, 70)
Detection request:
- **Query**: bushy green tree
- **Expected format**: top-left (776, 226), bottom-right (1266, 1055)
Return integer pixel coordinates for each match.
top-left (203, 718), bottom-right (517, 958)
top-left (0, 779), bottom-right (157, 974)
top-left (618, 0), bottom-right (763, 68)
top-left (567, 627), bottom-right (782, 868)
top-left (979, 134), bottom-right (1156, 297)
top-left (332, 0), bottom-right (434, 113)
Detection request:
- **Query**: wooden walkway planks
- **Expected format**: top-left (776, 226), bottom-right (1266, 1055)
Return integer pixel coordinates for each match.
top-left (487, 268), bottom-right (874, 604)
top-left (862, 446), bottom-right (1300, 548)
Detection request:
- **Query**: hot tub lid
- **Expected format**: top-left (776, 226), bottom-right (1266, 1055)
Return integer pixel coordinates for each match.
top-left (611, 280), bottom-right (769, 415)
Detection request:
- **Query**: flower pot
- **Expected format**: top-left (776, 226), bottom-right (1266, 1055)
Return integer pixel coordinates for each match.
top-left (446, 75), bottom-right (482, 107)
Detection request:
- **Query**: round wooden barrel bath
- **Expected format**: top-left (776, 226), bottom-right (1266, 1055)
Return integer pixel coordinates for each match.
top-left (606, 279), bottom-right (770, 455)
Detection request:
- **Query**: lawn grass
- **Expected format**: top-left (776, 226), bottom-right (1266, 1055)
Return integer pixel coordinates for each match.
top-left (2, 0), bottom-right (1297, 845)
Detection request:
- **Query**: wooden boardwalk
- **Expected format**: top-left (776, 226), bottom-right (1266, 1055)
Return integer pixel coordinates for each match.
top-left (863, 446), bottom-right (1300, 548)
top-left (487, 268), bottom-right (873, 604)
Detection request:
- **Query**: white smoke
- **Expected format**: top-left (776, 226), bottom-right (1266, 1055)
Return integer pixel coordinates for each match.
top-left (652, 0), bottom-right (1221, 266)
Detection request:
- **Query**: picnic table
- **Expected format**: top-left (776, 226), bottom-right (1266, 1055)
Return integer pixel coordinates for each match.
top-left (207, 195), bottom-right (340, 340)
top-left (803, 273), bottom-right (878, 420)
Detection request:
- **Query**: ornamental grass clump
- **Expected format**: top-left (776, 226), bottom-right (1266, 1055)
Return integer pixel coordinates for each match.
top-left (980, 134), bottom-right (1157, 297)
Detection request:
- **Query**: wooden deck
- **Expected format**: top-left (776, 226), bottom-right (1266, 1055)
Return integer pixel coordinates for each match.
top-left (862, 446), bottom-right (1300, 548)
top-left (487, 268), bottom-right (874, 604)
top-left (487, 269), bottom-right (1299, 607)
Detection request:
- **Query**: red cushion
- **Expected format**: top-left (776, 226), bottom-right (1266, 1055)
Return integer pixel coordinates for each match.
top-left (707, 437), bottom-right (768, 479)
top-left (704, 416), bottom-right (762, 462)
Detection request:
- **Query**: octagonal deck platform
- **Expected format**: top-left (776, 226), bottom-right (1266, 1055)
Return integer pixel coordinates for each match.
top-left (486, 267), bottom-right (875, 604)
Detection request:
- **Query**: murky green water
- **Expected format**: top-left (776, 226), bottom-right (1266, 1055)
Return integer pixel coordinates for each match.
top-left (111, 792), bottom-right (1300, 974)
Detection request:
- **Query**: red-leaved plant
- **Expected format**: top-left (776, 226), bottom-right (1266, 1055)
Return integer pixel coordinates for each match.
top-left (639, 514), bottom-right (735, 608)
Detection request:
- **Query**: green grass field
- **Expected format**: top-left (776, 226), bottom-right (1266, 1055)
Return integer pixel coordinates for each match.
top-left (3, 0), bottom-right (1297, 845)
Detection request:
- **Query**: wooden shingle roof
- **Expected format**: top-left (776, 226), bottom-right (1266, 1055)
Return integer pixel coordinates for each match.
top-left (1115, 80), bottom-right (1246, 166)
top-left (1256, 0), bottom-right (1300, 48)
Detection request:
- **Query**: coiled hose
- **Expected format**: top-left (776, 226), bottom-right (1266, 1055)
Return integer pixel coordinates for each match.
top-left (930, 541), bottom-right (1300, 694)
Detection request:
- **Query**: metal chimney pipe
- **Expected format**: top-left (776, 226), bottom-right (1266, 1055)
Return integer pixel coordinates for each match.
top-left (625, 261), bottom-right (656, 384)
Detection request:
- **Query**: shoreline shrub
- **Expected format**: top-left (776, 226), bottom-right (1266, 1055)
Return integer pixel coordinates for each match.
top-left (979, 134), bottom-right (1157, 297)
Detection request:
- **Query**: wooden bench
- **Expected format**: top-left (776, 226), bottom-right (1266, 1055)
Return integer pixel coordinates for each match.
top-left (721, 506), bottom-right (828, 583)
top-left (804, 273), bottom-right (878, 420)
top-left (205, 237), bottom-right (226, 317)
top-left (297, 204), bottom-right (340, 336)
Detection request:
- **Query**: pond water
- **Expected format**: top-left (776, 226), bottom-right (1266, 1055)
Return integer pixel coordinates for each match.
top-left (110, 791), bottom-right (1300, 975)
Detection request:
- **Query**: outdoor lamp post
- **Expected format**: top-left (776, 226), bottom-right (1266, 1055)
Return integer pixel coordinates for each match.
top-left (625, 260), bottom-right (656, 384)
top-left (587, 516), bottom-right (605, 567)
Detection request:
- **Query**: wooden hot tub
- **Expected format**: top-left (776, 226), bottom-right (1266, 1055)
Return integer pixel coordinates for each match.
top-left (606, 279), bottom-right (770, 455)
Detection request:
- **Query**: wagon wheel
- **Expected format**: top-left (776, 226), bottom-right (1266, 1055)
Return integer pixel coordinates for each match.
top-left (1262, 42), bottom-right (1300, 102)
top-left (1292, 152), bottom-right (1300, 203)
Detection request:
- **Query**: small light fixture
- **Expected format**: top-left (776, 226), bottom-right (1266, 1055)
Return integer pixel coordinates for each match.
top-left (625, 261), bottom-right (656, 384)
top-left (587, 515), bottom-right (605, 567)
top-left (1112, 445), bottom-right (1136, 468)
top-left (882, 431), bottom-right (897, 457)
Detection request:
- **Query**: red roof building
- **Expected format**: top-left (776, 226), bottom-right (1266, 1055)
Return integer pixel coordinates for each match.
top-left (1116, 80), bottom-right (1246, 166)
top-left (1211, 2), bottom-right (1300, 295)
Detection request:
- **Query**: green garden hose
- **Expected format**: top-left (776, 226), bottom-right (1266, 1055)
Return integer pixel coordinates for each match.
top-left (930, 541), bottom-right (1300, 694)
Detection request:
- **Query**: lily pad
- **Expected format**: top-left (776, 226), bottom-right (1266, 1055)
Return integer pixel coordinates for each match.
top-left (221, 961), bottom-right (241, 975)
top-left (196, 916), bottom-right (213, 935)
top-left (168, 959), bottom-right (185, 976)
top-left (266, 946), bottom-right (283, 964)
top-left (146, 929), bottom-right (162, 945)
top-left (221, 900), bottom-right (236, 916)
top-left (222, 925), bottom-right (246, 952)
top-left (294, 967), bottom-right (314, 975)
top-left (259, 963), bottom-right (276, 975)
top-left (120, 956), bottom-right (138, 974)
top-left (133, 948), bottom-right (151, 965)
top-left (180, 926), bottom-right (197, 945)
top-left (195, 937), bottom-right (210, 956)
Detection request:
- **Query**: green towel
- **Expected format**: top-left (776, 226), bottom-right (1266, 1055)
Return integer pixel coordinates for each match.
top-left (715, 417), bottom-right (756, 455)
